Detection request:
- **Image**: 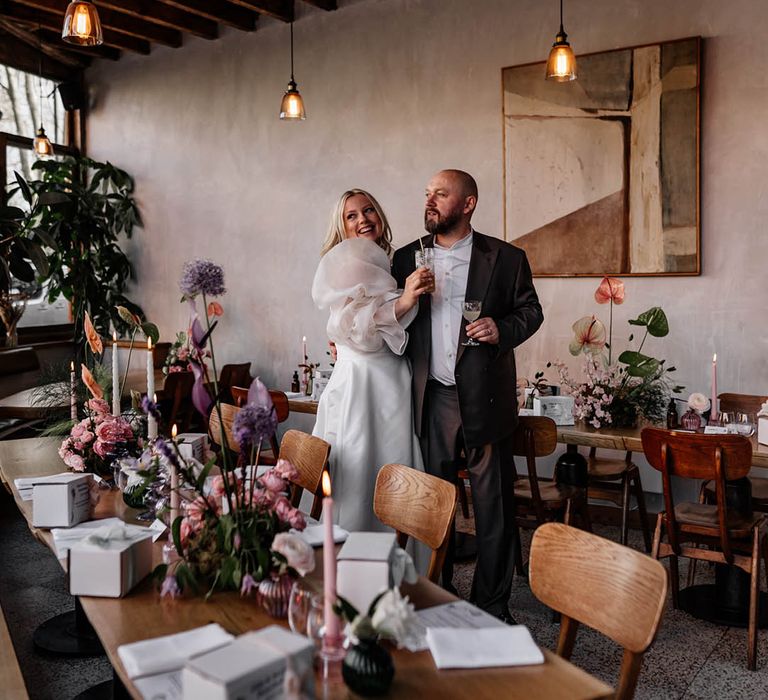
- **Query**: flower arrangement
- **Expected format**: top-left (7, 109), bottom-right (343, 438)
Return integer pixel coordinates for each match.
top-left (335, 588), bottom-right (422, 649)
top-left (162, 331), bottom-right (193, 375)
top-left (554, 277), bottom-right (683, 428)
top-left (155, 259), bottom-right (312, 600)
top-left (687, 392), bottom-right (711, 415)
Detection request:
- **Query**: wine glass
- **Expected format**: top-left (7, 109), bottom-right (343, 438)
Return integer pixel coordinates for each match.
top-left (305, 593), bottom-right (327, 649)
top-left (736, 412), bottom-right (756, 438)
top-left (288, 579), bottom-right (322, 636)
top-left (461, 301), bottom-right (482, 346)
top-left (717, 411), bottom-right (737, 433)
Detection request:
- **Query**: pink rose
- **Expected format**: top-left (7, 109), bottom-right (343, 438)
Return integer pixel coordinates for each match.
top-left (64, 453), bottom-right (85, 471)
top-left (274, 496), bottom-right (293, 524)
top-left (288, 507), bottom-right (306, 531)
top-left (86, 398), bottom-right (111, 416)
top-left (210, 476), bottom-right (226, 499)
top-left (71, 422), bottom-right (86, 439)
top-left (250, 488), bottom-right (273, 508)
top-left (272, 533), bottom-right (315, 576)
top-left (95, 417), bottom-right (134, 444)
top-left (169, 365), bottom-right (184, 373)
top-left (274, 459), bottom-right (299, 482)
top-left (261, 470), bottom-right (287, 493)
top-left (187, 495), bottom-right (218, 521)
top-left (80, 430), bottom-right (94, 444)
top-left (93, 440), bottom-right (108, 458)
top-left (177, 347), bottom-right (189, 361)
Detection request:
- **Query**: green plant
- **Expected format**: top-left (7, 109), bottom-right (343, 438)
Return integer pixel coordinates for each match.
top-left (11, 156), bottom-right (146, 346)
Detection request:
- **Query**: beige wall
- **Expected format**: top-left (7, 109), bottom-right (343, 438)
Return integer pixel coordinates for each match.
top-left (87, 0), bottom-right (768, 486)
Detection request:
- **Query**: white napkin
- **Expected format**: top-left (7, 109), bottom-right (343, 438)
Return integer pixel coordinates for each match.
top-left (426, 626), bottom-right (544, 669)
top-left (294, 523), bottom-right (349, 547)
top-left (52, 517), bottom-right (139, 559)
top-left (117, 623), bottom-right (234, 679)
top-left (390, 547), bottom-right (418, 586)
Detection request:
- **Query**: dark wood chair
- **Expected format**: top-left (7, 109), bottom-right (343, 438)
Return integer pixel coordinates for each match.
top-left (157, 371), bottom-right (195, 434)
top-left (208, 402), bottom-right (242, 467)
top-left (374, 463), bottom-right (458, 583)
top-left (641, 427), bottom-right (766, 670)
top-left (0, 347), bottom-right (41, 398)
top-left (586, 448), bottom-right (651, 551)
top-left (512, 416), bottom-right (591, 535)
top-left (217, 363), bottom-right (251, 404)
top-left (530, 522), bottom-right (667, 700)
top-left (278, 430), bottom-right (330, 520)
top-left (232, 386), bottom-right (290, 466)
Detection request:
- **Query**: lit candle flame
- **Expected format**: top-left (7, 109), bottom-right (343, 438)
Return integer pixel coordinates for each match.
top-left (113, 331), bottom-right (117, 342)
top-left (302, 336), bottom-right (307, 343)
top-left (153, 393), bottom-right (157, 402)
top-left (171, 424), bottom-right (177, 439)
top-left (147, 337), bottom-right (152, 350)
top-left (713, 353), bottom-right (717, 362)
top-left (70, 361), bottom-right (74, 371)
top-left (322, 471), bottom-right (331, 497)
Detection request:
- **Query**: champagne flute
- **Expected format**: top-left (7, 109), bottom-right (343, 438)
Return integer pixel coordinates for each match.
top-left (461, 301), bottom-right (482, 347)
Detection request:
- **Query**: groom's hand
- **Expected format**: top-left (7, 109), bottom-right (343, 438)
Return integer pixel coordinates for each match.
top-left (466, 317), bottom-right (499, 345)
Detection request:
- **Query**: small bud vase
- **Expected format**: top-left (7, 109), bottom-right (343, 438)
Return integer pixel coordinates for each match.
top-left (256, 573), bottom-right (294, 618)
top-left (342, 639), bottom-right (395, 696)
top-left (680, 408), bottom-right (702, 431)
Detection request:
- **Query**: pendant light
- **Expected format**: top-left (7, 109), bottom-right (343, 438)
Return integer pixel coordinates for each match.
top-left (33, 31), bottom-right (54, 158)
top-left (546, 0), bottom-right (577, 82)
top-left (62, 1), bottom-right (103, 46)
top-left (279, 22), bottom-right (306, 121)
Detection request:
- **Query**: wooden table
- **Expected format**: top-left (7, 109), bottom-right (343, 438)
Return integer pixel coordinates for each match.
top-left (287, 396), bottom-right (320, 415)
top-left (0, 438), bottom-right (612, 700)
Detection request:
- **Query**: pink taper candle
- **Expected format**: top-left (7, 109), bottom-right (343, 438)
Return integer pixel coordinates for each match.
top-left (170, 424), bottom-right (180, 523)
top-left (322, 471), bottom-right (341, 648)
top-left (70, 361), bottom-right (77, 421)
top-left (711, 353), bottom-right (718, 422)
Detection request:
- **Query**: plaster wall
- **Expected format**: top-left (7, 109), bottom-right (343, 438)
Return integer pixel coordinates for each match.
top-left (86, 0), bottom-right (768, 492)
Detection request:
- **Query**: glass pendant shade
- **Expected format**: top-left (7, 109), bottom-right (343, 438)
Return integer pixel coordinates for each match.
top-left (33, 126), bottom-right (54, 157)
top-left (62, 1), bottom-right (103, 46)
top-left (279, 80), bottom-right (306, 120)
top-left (546, 32), bottom-right (577, 81)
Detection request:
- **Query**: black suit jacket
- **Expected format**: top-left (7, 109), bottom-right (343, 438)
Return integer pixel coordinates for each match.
top-left (392, 231), bottom-right (543, 449)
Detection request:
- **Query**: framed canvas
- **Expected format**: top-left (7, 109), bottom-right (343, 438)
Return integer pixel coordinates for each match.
top-left (502, 36), bottom-right (700, 276)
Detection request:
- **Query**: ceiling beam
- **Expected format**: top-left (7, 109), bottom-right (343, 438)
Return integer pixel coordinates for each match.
top-left (226, 0), bottom-right (293, 23)
top-left (36, 25), bottom-right (121, 60)
top-left (11, 0), bottom-right (182, 46)
top-left (0, 17), bottom-right (87, 66)
top-left (94, 0), bottom-right (218, 40)
top-left (0, 28), bottom-right (81, 79)
top-left (300, 0), bottom-right (335, 10)
top-left (157, 0), bottom-right (257, 31)
top-left (0, 3), bottom-right (151, 52)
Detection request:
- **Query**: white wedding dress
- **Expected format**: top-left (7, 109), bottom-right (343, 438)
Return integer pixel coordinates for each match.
top-left (311, 238), bottom-right (425, 534)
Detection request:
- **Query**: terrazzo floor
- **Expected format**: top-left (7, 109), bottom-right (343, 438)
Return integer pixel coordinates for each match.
top-left (2, 485), bottom-right (768, 699)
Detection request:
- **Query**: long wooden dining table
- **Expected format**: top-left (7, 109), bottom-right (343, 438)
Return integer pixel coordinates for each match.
top-left (0, 436), bottom-right (612, 700)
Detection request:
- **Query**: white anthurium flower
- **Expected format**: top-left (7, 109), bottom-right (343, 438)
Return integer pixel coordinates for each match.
top-left (370, 588), bottom-right (423, 649)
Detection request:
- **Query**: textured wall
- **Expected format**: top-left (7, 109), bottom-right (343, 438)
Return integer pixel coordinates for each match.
top-left (86, 0), bottom-right (768, 490)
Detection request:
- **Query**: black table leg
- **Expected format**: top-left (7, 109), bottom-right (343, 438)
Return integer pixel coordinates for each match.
top-left (72, 669), bottom-right (131, 700)
top-left (33, 598), bottom-right (104, 656)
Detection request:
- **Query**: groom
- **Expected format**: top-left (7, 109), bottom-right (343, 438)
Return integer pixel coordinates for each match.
top-left (392, 169), bottom-right (543, 621)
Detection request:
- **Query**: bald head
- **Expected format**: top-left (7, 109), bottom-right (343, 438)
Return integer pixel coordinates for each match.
top-left (438, 169), bottom-right (478, 200)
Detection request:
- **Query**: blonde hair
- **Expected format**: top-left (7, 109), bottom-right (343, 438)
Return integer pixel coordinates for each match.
top-left (320, 189), bottom-right (393, 257)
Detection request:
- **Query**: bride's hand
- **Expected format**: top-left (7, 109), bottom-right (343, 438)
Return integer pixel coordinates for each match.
top-left (395, 268), bottom-right (434, 319)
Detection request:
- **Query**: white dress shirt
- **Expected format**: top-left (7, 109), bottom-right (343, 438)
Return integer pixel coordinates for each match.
top-left (429, 231), bottom-right (473, 386)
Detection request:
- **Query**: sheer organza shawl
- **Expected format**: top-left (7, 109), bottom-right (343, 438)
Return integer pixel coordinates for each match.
top-left (312, 238), bottom-right (410, 355)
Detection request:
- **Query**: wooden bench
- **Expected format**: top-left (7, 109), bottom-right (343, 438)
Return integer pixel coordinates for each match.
top-left (0, 603), bottom-right (29, 699)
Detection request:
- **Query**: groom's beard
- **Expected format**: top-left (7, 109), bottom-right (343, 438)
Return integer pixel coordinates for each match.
top-left (424, 206), bottom-right (463, 235)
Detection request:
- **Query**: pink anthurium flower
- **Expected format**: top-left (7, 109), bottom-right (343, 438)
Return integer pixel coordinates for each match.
top-left (207, 301), bottom-right (223, 317)
top-left (569, 316), bottom-right (607, 356)
top-left (594, 277), bottom-right (625, 305)
top-left (83, 312), bottom-right (103, 355)
top-left (81, 364), bottom-right (104, 399)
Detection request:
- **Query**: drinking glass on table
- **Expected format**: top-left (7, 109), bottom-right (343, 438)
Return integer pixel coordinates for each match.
top-left (288, 579), bottom-right (323, 637)
top-left (736, 412), bottom-right (756, 438)
top-left (461, 300), bottom-right (482, 346)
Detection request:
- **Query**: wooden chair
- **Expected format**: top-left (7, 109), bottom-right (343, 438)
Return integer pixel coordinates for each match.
top-left (232, 386), bottom-right (290, 465)
top-left (374, 463), bottom-right (458, 583)
top-left (586, 448), bottom-right (652, 551)
top-left (217, 363), bottom-right (251, 404)
top-left (512, 416), bottom-right (591, 534)
top-left (208, 402), bottom-right (241, 465)
top-left (279, 430), bottom-right (330, 520)
top-left (641, 427), bottom-right (766, 670)
top-left (529, 523), bottom-right (667, 700)
top-left (157, 371), bottom-right (195, 434)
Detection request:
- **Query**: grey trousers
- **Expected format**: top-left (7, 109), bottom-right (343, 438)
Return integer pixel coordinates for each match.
top-left (420, 380), bottom-right (519, 616)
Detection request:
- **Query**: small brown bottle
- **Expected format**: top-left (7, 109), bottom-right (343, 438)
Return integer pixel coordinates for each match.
top-left (291, 371), bottom-right (300, 393)
top-left (666, 399), bottom-right (678, 429)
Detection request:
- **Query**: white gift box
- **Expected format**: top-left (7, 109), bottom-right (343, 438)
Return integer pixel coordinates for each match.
top-left (182, 625), bottom-right (314, 700)
top-left (177, 433), bottom-right (209, 461)
top-left (32, 472), bottom-right (92, 528)
top-left (337, 532), bottom-right (396, 614)
top-left (533, 396), bottom-right (575, 426)
top-left (759, 416), bottom-right (768, 447)
top-left (68, 524), bottom-right (153, 597)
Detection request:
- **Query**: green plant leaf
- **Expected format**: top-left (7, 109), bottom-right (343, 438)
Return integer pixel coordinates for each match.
top-left (14, 172), bottom-right (32, 204)
top-left (141, 322), bottom-right (160, 344)
top-left (334, 594), bottom-right (361, 623)
top-left (172, 514), bottom-right (184, 556)
top-left (628, 307), bottom-right (669, 337)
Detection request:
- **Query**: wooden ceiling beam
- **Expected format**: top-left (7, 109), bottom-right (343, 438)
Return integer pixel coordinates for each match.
top-left (157, 0), bottom-right (257, 31)
top-left (301, 0), bottom-right (335, 10)
top-left (11, 0), bottom-right (182, 46)
top-left (0, 27), bottom-right (81, 79)
top-left (0, 16), bottom-right (87, 66)
top-left (94, 0), bottom-right (218, 40)
top-left (36, 25), bottom-right (121, 60)
top-left (226, 0), bottom-right (293, 23)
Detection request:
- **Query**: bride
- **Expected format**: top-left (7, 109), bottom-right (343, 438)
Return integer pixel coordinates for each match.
top-left (311, 189), bottom-right (433, 532)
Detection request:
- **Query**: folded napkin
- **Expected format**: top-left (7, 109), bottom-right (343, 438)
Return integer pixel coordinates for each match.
top-left (117, 623), bottom-right (234, 679)
top-left (391, 547), bottom-right (418, 586)
top-left (426, 626), bottom-right (544, 669)
top-left (285, 391), bottom-right (305, 399)
top-left (294, 523), bottom-right (349, 547)
top-left (52, 517), bottom-right (136, 558)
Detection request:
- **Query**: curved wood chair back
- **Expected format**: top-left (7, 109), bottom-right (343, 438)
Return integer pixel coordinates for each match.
top-left (208, 403), bottom-right (240, 454)
top-left (218, 363), bottom-right (251, 403)
top-left (279, 430), bottom-right (330, 519)
top-left (530, 523), bottom-right (667, 700)
top-left (718, 393), bottom-right (768, 415)
top-left (641, 427), bottom-right (753, 560)
top-left (161, 371), bottom-right (195, 434)
top-left (232, 386), bottom-right (290, 423)
top-left (374, 463), bottom-right (458, 583)
top-left (510, 416), bottom-right (558, 523)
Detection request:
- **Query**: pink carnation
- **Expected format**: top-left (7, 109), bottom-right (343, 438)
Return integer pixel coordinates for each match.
top-left (261, 470), bottom-right (287, 493)
top-left (274, 459), bottom-right (299, 482)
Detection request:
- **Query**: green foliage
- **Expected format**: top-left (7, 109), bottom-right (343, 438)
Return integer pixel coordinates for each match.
top-left (10, 156), bottom-right (147, 345)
